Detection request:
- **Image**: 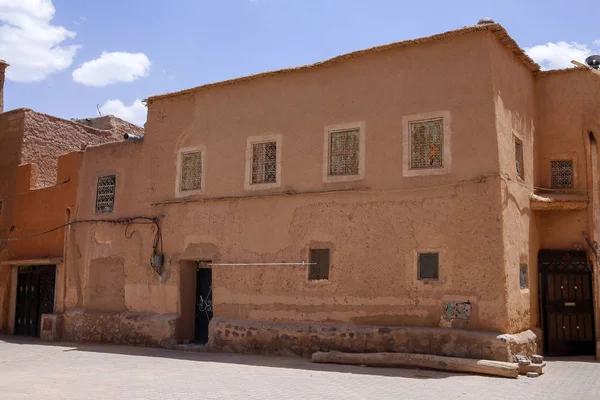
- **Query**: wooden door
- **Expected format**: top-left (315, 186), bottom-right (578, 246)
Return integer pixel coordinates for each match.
top-left (539, 251), bottom-right (595, 356)
top-left (14, 265), bottom-right (56, 337)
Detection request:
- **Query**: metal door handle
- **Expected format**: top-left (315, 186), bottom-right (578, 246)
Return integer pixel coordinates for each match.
top-left (565, 302), bottom-right (576, 306)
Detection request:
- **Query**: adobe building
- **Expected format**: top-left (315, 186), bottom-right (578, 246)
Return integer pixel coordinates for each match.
top-left (0, 60), bottom-right (144, 337)
top-left (22, 21), bottom-right (600, 360)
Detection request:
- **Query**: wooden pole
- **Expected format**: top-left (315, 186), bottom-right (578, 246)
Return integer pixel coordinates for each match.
top-left (311, 351), bottom-right (519, 379)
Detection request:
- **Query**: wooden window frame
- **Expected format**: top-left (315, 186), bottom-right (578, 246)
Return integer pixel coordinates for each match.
top-left (514, 135), bottom-right (524, 180)
top-left (95, 175), bottom-right (116, 214)
top-left (245, 134), bottom-right (282, 191)
top-left (175, 146), bottom-right (205, 198)
top-left (402, 110), bottom-right (452, 177)
top-left (545, 152), bottom-right (578, 190)
top-left (550, 159), bottom-right (574, 189)
top-left (323, 121), bottom-right (365, 183)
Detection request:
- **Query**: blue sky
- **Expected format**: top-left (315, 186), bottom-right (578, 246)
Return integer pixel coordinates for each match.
top-left (1, 0), bottom-right (599, 126)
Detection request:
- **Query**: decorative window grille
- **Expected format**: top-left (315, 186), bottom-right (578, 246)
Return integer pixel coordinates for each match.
top-left (329, 129), bottom-right (360, 176)
top-left (95, 175), bottom-right (116, 213)
top-left (180, 151), bottom-right (202, 191)
top-left (551, 160), bottom-right (573, 189)
top-left (515, 138), bottom-right (524, 179)
top-left (251, 141), bottom-right (277, 184)
top-left (520, 264), bottom-right (528, 289)
top-left (309, 249), bottom-right (330, 280)
top-left (410, 119), bottom-right (443, 169)
top-left (418, 252), bottom-right (439, 280)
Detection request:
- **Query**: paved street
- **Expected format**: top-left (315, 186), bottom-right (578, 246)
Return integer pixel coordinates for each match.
top-left (0, 338), bottom-right (599, 400)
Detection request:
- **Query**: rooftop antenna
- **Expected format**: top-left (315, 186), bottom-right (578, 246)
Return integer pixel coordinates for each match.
top-left (96, 104), bottom-right (103, 116)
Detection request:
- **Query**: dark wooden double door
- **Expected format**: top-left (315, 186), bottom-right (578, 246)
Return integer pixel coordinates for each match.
top-left (14, 265), bottom-right (56, 337)
top-left (539, 251), bottom-right (595, 356)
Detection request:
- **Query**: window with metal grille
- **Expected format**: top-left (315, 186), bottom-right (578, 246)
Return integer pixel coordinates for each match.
top-left (95, 175), bottom-right (116, 213)
top-left (410, 119), bottom-right (443, 169)
top-left (551, 160), bottom-right (573, 189)
top-left (515, 137), bottom-right (524, 179)
top-left (329, 129), bottom-right (359, 176)
top-left (520, 264), bottom-right (528, 289)
top-left (309, 249), bottom-right (330, 280)
top-left (418, 252), bottom-right (439, 280)
top-left (180, 151), bottom-right (202, 191)
top-left (251, 141), bottom-right (277, 184)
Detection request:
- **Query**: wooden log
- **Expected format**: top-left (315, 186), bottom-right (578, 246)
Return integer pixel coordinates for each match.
top-left (311, 351), bottom-right (519, 379)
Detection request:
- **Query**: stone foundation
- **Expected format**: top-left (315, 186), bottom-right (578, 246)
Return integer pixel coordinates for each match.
top-left (62, 308), bottom-right (178, 347)
top-left (208, 317), bottom-right (538, 362)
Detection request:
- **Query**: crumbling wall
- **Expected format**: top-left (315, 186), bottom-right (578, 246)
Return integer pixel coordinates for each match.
top-left (21, 110), bottom-right (142, 188)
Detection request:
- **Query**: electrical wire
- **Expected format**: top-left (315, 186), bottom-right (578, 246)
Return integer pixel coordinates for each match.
top-left (0, 216), bottom-right (163, 264)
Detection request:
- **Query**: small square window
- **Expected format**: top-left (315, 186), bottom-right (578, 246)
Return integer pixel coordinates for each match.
top-left (410, 119), bottom-right (443, 169)
top-left (515, 137), bottom-right (524, 179)
top-left (418, 253), bottom-right (439, 280)
top-left (95, 175), bottom-right (116, 213)
top-left (329, 129), bottom-right (359, 176)
top-left (251, 141), bottom-right (277, 184)
top-left (520, 264), bottom-right (528, 289)
top-left (180, 151), bottom-right (202, 191)
top-left (551, 160), bottom-right (573, 189)
top-left (309, 249), bottom-right (330, 280)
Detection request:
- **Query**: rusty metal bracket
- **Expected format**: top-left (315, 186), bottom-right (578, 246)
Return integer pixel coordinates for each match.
top-left (582, 232), bottom-right (599, 269)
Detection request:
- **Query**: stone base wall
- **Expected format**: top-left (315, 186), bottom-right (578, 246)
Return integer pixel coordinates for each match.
top-left (40, 313), bottom-right (64, 342)
top-left (62, 309), bottom-right (178, 347)
top-left (208, 317), bottom-right (538, 362)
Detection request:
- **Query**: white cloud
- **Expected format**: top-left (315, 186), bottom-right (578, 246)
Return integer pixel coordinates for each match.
top-left (73, 52), bottom-right (151, 87)
top-left (73, 16), bottom-right (87, 25)
top-left (594, 40), bottom-right (600, 46)
top-left (0, 0), bottom-right (79, 82)
top-left (100, 99), bottom-right (146, 126)
top-left (525, 41), bottom-right (598, 70)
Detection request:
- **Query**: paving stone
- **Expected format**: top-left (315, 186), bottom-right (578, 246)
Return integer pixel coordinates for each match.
top-left (1, 337), bottom-right (599, 400)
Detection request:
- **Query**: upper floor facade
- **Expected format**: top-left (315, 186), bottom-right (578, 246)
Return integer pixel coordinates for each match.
top-left (76, 23), bottom-right (600, 221)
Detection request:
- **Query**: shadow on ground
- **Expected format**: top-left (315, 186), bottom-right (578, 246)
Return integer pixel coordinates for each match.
top-left (0, 335), bottom-right (495, 380)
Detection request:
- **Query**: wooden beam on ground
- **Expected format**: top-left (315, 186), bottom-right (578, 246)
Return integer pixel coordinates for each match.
top-left (311, 351), bottom-right (519, 379)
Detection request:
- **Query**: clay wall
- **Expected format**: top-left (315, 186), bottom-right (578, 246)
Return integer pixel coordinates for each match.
top-left (0, 109), bottom-right (25, 332)
top-left (487, 33), bottom-right (538, 333)
top-left (66, 31), bottom-right (518, 339)
top-left (535, 70), bottom-right (600, 355)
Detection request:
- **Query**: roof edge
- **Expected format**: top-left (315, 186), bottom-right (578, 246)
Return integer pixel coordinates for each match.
top-left (145, 23), bottom-right (540, 104)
